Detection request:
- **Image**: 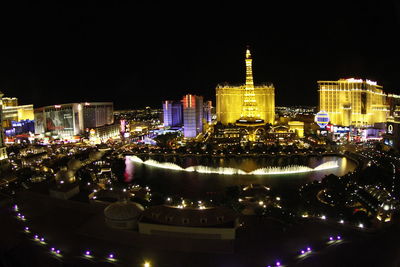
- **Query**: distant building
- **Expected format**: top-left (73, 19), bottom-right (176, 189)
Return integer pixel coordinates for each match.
top-left (383, 117), bottom-right (400, 150)
top-left (0, 91), bottom-right (8, 161)
top-left (266, 125), bottom-right (296, 141)
top-left (1, 97), bottom-right (18, 107)
top-left (203, 100), bottom-right (213, 124)
top-left (0, 96), bottom-right (34, 136)
top-left (82, 102), bottom-right (114, 129)
top-left (318, 79), bottom-right (389, 126)
top-left (288, 121), bottom-right (305, 138)
top-left (182, 94), bottom-right (204, 138)
top-left (88, 123), bottom-right (120, 143)
top-left (162, 100), bottom-right (183, 127)
top-left (4, 120), bottom-right (34, 137)
top-left (216, 48), bottom-right (275, 125)
top-left (34, 102), bottom-right (114, 138)
top-left (387, 94), bottom-right (400, 118)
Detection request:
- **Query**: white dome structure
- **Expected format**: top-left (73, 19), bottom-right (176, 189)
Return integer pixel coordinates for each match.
top-left (104, 200), bottom-right (144, 230)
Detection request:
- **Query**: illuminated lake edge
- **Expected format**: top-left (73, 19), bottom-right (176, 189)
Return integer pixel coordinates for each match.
top-left (127, 155), bottom-right (340, 176)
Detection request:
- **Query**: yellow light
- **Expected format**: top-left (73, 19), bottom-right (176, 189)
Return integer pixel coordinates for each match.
top-left (144, 261), bottom-right (151, 267)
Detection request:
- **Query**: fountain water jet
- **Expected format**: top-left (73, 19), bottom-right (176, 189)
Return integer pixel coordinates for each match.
top-left (128, 156), bottom-right (339, 176)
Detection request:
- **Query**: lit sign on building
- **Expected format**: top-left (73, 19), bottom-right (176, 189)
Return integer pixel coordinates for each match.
top-left (346, 78), bottom-right (363, 83)
top-left (387, 124), bottom-right (393, 135)
top-left (315, 111), bottom-right (330, 128)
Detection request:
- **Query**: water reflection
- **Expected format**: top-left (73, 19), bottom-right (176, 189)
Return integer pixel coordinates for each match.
top-left (126, 155), bottom-right (357, 199)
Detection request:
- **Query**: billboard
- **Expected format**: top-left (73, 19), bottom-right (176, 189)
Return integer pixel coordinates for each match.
top-left (45, 108), bottom-right (74, 132)
top-left (34, 110), bottom-right (45, 134)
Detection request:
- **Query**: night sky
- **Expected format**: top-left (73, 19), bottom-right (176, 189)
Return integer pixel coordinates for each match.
top-left (1, 1), bottom-right (400, 109)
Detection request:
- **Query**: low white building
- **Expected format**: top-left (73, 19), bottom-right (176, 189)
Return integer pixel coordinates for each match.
top-left (138, 205), bottom-right (239, 240)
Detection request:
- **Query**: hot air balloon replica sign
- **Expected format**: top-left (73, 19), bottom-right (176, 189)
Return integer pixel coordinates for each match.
top-left (315, 111), bottom-right (330, 128)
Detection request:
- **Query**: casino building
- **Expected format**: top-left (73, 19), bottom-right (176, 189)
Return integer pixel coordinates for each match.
top-left (318, 78), bottom-right (389, 127)
top-left (216, 48), bottom-right (275, 125)
top-left (34, 102), bottom-right (114, 139)
top-left (0, 96), bottom-right (34, 137)
top-left (0, 91), bottom-right (8, 162)
top-left (163, 100), bottom-right (183, 127)
top-left (384, 117), bottom-right (400, 150)
top-left (182, 94), bottom-right (204, 138)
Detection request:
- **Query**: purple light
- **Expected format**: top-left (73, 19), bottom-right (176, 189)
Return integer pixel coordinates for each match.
top-left (24, 227), bottom-right (29, 231)
top-left (17, 213), bottom-right (21, 216)
top-left (337, 235), bottom-right (341, 240)
top-left (276, 261), bottom-right (281, 266)
top-left (329, 236), bottom-right (333, 241)
top-left (51, 247), bottom-right (55, 251)
top-left (34, 235), bottom-right (38, 239)
top-left (301, 250), bottom-right (305, 254)
top-left (85, 251), bottom-right (90, 255)
top-left (307, 247), bottom-right (311, 251)
top-left (109, 254), bottom-right (114, 258)
top-left (56, 250), bottom-right (60, 254)
top-left (40, 238), bottom-right (44, 242)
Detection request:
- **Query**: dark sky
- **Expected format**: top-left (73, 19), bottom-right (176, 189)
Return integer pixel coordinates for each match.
top-left (1, 1), bottom-right (400, 109)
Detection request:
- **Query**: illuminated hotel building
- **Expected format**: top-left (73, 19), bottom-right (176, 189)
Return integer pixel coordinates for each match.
top-left (182, 94), bottom-right (204, 138)
top-left (0, 91), bottom-right (8, 161)
top-left (1, 97), bottom-right (34, 129)
top-left (318, 78), bottom-right (389, 126)
top-left (203, 100), bottom-right (213, 123)
top-left (82, 102), bottom-right (114, 129)
top-left (162, 100), bottom-right (183, 127)
top-left (216, 48), bottom-right (275, 125)
top-left (34, 102), bottom-right (114, 138)
top-left (1, 97), bottom-right (18, 107)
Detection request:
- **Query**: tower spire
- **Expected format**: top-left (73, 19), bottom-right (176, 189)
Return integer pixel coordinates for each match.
top-left (242, 46), bottom-right (257, 118)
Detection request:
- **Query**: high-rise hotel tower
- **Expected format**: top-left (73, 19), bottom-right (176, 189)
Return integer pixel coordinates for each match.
top-left (216, 48), bottom-right (275, 125)
top-left (182, 94), bottom-right (204, 138)
top-left (0, 91), bottom-right (8, 161)
top-left (318, 78), bottom-right (388, 126)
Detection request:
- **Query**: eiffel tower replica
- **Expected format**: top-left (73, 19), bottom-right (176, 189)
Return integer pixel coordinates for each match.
top-left (236, 47), bottom-right (265, 127)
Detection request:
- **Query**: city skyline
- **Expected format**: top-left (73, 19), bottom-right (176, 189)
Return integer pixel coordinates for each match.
top-left (1, 1), bottom-right (400, 109)
top-left (4, 2), bottom-right (400, 266)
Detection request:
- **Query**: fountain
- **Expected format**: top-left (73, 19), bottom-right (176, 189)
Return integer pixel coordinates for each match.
top-left (128, 156), bottom-right (339, 176)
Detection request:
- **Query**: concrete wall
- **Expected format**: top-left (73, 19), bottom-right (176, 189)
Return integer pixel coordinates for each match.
top-left (138, 222), bottom-right (236, 240)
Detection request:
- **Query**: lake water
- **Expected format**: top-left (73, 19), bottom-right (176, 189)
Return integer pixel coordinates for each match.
top-left (125, 155), bottom-right (357, 199)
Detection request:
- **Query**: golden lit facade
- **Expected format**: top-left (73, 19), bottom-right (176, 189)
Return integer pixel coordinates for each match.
top-left (0, 97), bottom-right (34, 128)
top-left (0, 91), bottom-right (8, 160)
top-left (241, 49), bottom-right (258, 119)
top-left (318, 78), bottom-right (388, 126)
top-left (2, 105), bottom-right (34, 128)
top-left (1, 97), bottom-right (18, 107)
top-left (288, 121), bottom-right (304, 138)
top-left (216, 49), bottom-right (275, 125)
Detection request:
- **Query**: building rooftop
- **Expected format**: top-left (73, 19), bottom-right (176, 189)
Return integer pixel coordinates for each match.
top-left (139, 205), bottom-right (238, 228)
